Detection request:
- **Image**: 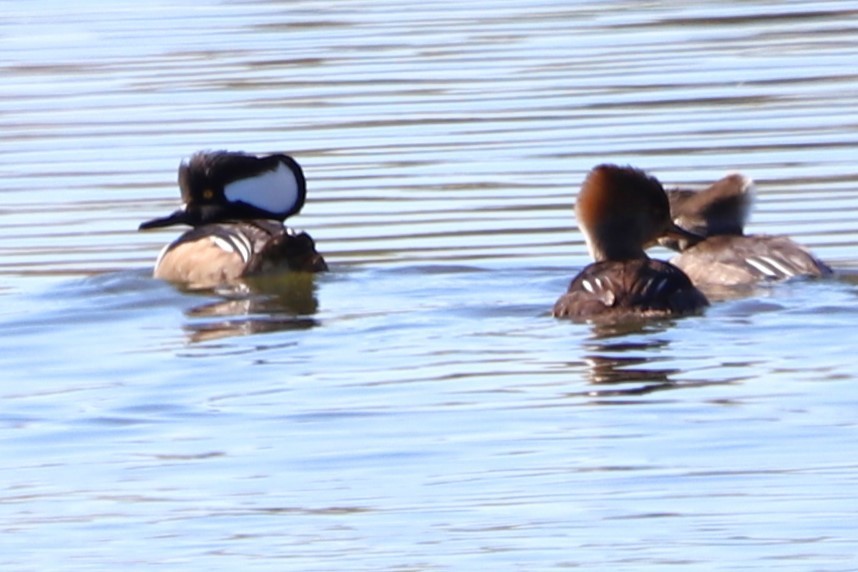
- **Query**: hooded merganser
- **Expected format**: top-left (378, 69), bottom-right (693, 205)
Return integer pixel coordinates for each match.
top-left (662, 173), bottom-right (832, 287)
top-left (139, 151), bottom-right (327, 289)
top-left (554, 164), bottom-right (709, 320)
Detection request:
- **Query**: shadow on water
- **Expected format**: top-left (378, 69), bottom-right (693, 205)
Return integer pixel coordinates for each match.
top-left (181, 271), bottom-right (322, 344)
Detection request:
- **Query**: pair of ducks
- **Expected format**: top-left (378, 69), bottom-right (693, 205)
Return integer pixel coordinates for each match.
top-left (140, 152), bottom-right (831, 321)
top-left (553, 165), bottom-right (831, 319)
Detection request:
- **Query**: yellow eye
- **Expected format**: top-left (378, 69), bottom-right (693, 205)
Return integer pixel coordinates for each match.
top-left (203, 189), bottom-right (214, 200)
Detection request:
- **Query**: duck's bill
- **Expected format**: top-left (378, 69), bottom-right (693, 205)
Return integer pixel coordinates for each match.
top-left (660, 222), bottom-right (705, 250)
top-left (138, 209), bottom-right (191, 230)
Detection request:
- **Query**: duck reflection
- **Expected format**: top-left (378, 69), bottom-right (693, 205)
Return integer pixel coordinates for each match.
top-left (581, 354), bottom-right (678, 396)
top-left (575, 321), bottom-right (694, 397)
top-left (183, 271), bottom-right (321, 343)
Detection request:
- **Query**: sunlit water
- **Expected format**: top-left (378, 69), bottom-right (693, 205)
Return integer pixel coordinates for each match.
top-left (2, 1), bottom-right (858, 570)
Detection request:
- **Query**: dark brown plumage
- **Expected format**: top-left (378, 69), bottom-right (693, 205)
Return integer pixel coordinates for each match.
top-left (554, 258), bottom-right (708, 320)
top-left (554, 164), bottom-right (708, 321)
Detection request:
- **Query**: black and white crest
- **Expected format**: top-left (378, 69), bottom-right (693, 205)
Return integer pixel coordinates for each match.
top-left (140, 151), bottom-right (307, 229)
top-left (179, 151), bottom-right (307, 218)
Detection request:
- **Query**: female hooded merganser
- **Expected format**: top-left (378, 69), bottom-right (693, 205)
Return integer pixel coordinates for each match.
top-left (663, 173), bottom-right (832, 287)
top-left (554, 164), bottom-right (709, 320)
top-left (139, 151), bottom-right (328, 289)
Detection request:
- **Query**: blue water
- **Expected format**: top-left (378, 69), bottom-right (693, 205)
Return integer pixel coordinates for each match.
top-left (2, 1), bottom-right (858, 570)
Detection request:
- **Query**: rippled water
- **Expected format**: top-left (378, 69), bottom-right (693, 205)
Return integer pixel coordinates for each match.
top-left (2, 1), bottom-right (858, 570)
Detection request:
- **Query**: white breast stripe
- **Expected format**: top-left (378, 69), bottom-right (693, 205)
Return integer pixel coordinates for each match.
top-left (228, 231), bottom-right (253, 263)
top-left (224, 161), bottom-right (300, 215)
top-left (210, 236), bottom-right (240, 258)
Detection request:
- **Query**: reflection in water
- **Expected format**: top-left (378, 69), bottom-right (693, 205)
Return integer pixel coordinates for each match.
top-left (584, 319), bottom-right (672, 341)
top-left (581, 354), bottom-right (679, 397)
top-left (581, 325), bottom-right (677, 396)
top-left (571, 320), bottom-right (725, 397)
top-left (182, 272), bottom-right (320, 343)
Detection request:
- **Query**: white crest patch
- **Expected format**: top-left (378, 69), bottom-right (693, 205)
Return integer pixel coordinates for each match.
top-left (224, 161), bottom-right (300, 215)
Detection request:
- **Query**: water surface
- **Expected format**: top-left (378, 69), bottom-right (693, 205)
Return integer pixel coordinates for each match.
top-left (2, 1), bottom-right (858, 570)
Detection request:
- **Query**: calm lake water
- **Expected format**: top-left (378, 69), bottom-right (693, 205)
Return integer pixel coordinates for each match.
top-left (2, 1), bottom-right (858, 570)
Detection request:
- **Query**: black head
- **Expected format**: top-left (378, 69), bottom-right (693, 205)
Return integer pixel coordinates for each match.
top-left (139, 151), bottom-right (307, 230)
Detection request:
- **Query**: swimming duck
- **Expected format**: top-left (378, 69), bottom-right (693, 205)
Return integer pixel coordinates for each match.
top-left (139, 151), bottom-right (327, 289)
top-left (663, 173), bottom-right (832, 287)
top-left (554, 164), bottom-right (708, 320)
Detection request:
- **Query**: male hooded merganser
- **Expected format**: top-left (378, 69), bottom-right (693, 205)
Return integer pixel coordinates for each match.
top-left (662, 173), bottom-right (832, 287)
top-left (554, 165), bottom-right (709, 320)
top-left (139, 151), bottom-right (327, 289)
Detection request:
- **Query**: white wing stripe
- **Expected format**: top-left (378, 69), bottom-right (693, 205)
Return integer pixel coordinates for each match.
top-left (745, 257), bottom-right (779, 277)
top-left (757, 255), bottom-right (796, 277)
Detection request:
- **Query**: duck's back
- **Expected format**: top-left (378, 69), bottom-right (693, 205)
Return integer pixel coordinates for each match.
top-left (553, 258), bottom-right (708, 320)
